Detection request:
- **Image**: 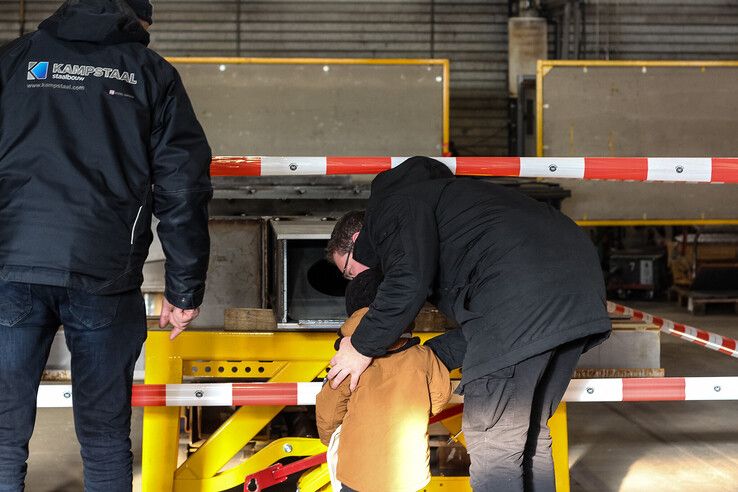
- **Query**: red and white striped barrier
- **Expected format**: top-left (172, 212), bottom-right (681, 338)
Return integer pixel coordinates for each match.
top-left (608, 302), bottom-right (738, 358)
top-left (211, 156), bottom-right (738, 182)
top-left (565, 377), bottom-right (738, 402)
top-left (36, 377), bottom-right (738, 408)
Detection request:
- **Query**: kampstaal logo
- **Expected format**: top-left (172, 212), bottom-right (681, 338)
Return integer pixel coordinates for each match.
top-left (27, 61), bottom-right (49, 80)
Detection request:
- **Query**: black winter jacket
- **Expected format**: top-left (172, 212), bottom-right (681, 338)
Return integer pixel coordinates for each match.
top-left (351, 157), bottom-right (611, 388)
top-left (0, 0), bottom-right (212, 308)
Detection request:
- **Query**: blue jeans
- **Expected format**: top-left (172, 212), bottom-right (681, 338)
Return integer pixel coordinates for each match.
top-left (0, 280), bottom-right (146, 492)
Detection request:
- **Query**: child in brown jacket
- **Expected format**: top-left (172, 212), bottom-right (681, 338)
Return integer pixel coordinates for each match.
top-left (316, 269), bottom-right (452, 492)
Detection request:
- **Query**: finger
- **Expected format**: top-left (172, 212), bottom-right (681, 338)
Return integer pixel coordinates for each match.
top-left (169, 325), bottom-right (186, 340)
top-left (171, 311), bottom-right (194, 328)
top-left (326, 364), bottom-right (341, 380)
top-left (171, 317), bottom-right (191, 331)
top-left (330, 369), bottom-right (349, 389)
top-left (349, 372), bottom-right (361, 392)
top-left (159, 303), bottom-right (171, 329)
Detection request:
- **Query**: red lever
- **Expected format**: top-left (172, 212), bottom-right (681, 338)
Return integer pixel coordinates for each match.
top-left (244, 452), bottom-right (327, 492)
top-left (429, 404), bottom-right (463, 424)
top-left (243, 405), bottom-right (463, 491)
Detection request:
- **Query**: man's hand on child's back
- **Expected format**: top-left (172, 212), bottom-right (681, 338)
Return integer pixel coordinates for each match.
top-left (327, 337), bottom-right (373, 391)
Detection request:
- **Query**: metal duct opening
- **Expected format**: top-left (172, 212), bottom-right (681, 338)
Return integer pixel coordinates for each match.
top-left (307, 258), bottom-right (349, 298)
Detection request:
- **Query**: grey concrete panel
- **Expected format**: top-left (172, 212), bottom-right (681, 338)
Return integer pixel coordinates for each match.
top-left (144, 218), bottom-right (264, 329)
top-left (541, 64), bottom-right (738, 220)
top-left (191, 218), bottom-right (263, 328)
top-left (549, 180), bottom-right (738, 221)
top-left (175, 61), bottom-right (445, 155)
top-left (541, 65), bottom-right (738, 157)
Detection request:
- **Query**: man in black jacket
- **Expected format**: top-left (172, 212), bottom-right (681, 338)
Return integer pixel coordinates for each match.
top-left (326, 157), bottom-right (611, 491)
top-left (0, 1), bottom-right (211, 490)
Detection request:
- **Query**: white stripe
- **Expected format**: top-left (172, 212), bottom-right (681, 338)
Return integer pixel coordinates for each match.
top-left (520, 158), bottom-right (585, 179)
top-left (563, 379), bottom-right (623, 402)
top-left (130, 206), bottom-right (143, 245)
top-left (647, 158), bottom-right (712, 182)
top-left (38, 385), bottom-right (74, 408)
top-left (296, 382), bottom-right (323, 405)
top-left (685, 377), bottom-right (738, 401)
top-left (708, 333), bottom-right (725, 348)
top-left (165, 383), bottom-right (233, 406)
top-left (391, 157), bottom-right (410, 168)
top-left (433, 157), bottom-right (457, 174)
top-left (260, 157), bottom-right (327, 176)
top-left (683, 325), bottom-right (698, 338)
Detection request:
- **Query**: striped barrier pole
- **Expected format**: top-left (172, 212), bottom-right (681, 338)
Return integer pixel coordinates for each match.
top-left (608, 302), bottom-right (738, 358)
top-left (210, 156), bottom-right (738, 182)
top-left (35, 377), bottom-right (738, 408)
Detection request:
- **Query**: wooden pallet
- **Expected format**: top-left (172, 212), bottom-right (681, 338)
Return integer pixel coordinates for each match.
top-left (669, 286), bottom-right (738, 315)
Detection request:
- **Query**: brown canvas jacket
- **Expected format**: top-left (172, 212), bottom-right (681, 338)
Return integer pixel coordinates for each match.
top-left (316, 308), bottom-right (452, 491)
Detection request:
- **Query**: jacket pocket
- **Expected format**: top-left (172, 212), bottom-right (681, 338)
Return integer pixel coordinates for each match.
top-left (0, 280), bottom-right (32, 327)
top-left (67, 289), bottom-right (121, 330)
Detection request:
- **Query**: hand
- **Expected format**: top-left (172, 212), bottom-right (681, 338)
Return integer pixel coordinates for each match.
top-left (159, 297), bottom-right (200, 340)
top-left (327, 337), bottom-right (373, 392)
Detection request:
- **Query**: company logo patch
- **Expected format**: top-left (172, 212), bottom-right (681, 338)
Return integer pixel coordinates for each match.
top-left (27, 61), bottom-right (49, 80)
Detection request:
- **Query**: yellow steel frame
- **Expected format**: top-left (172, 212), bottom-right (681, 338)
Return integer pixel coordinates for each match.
top-left (142, 330), bottom-right (570, 491)
top-left (165, 57), bottom-right (451, 156)
top-left (536, 59), bottom-right (738, 227)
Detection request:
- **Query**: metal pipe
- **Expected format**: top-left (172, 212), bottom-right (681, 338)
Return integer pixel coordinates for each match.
top-left (19, 0), bottom-right (26, 37)
top-left (517, 75), bottom-right (536, 156)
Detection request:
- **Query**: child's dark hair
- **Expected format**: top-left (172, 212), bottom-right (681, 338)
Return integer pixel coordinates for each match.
top-left (345, 268), bottom-right (383, 316)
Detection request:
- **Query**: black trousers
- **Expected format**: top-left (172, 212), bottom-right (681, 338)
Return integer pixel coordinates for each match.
top-left (461, 337), bottom-right (588, 492)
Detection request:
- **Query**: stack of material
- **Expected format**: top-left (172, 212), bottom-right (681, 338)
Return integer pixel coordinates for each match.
top-left (667, 230), bottom-right (738, 314)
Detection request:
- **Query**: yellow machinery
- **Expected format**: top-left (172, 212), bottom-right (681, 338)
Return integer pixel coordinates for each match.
top-left (141, 329), bottom-right (569, 492)
top-left (140, 56), bottom-right (571, 492)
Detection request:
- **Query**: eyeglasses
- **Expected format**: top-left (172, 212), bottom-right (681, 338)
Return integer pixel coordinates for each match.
top-left (341, 241), bottom-right (355, 280)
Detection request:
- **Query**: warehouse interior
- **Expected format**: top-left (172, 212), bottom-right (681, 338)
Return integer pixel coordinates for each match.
top-left (2, 0), bottom-right (738, 491)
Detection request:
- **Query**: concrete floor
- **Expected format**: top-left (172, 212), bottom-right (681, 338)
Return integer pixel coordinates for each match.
top-left (24, 300), bottom-right (738, 491)
top-left (568, 301), bottom-right (738, 492)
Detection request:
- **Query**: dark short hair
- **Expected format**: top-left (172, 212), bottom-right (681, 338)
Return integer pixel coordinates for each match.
top-left (326, 210), bottom-right (364, 263)
top-left (345, 268), bottom-right (383, 315)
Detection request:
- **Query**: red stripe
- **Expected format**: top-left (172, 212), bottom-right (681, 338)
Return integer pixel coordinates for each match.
top-left (584, 157), bottom-right (648, 181)
top-left (455, 157), bottom-right (520, 176)
top-left (721, 337), bottom-right (737, 353)
top-left (622, 378), bottom-right (685, 401)
top-left (672, 323), bottom-right (687, 334)
top-left (711, 158), bottom-right (738, 183)
top-left (696, 330), bottom-right (711, 342)
top-left (326, 157), bottom-right (391, 175)
top-left (132, 384), bottom-right (166, 407)
top-left (651, 316), bottom-right (664, 327)
top-left (232, 383), bottom-right (298, 406)
top-left (210, 157), bottom-right (262, 177)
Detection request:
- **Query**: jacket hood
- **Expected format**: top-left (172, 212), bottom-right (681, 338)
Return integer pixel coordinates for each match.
top-left (368, 156), bottom-right (454, 201)
top-left (39, 0), bottom-right (150, 46)
top-left (354, 156), bottom-right (453, 269)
